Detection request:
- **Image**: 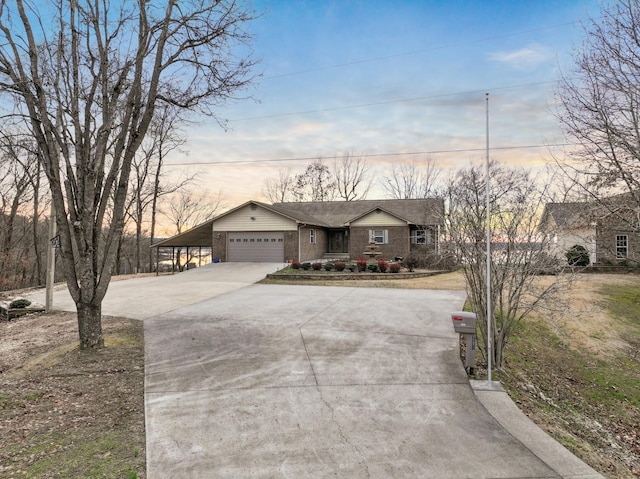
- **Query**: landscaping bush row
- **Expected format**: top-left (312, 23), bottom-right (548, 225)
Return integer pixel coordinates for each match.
top-left (290, 259), bottom-right (403, 273)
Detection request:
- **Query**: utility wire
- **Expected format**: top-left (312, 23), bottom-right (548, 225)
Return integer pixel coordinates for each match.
top-left (229, 80), bottom-right (559, 122)
top-left (175, 19), bottom-right (584, 167)
top-left (164, 143), bottom-right (573, 167)
top-left (263, 21), bottom-right (580, 80)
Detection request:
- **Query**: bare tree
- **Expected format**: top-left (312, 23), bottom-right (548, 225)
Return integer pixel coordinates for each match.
top-left (382, 157), bottom-right (442, 199)
top-left (445, 162), bottom-right (566, 369)
top-left (0, 1), bottom-right (257, 349)
top-left (292, 159), bottom-right (337, 202)
top-left (0, 134), bottom-right (38, 289)
top-left (333, 151), bottom-right (371, 201)
top-left (555, 0), bottom-right (640, 220)
top-left (160, 189), bottom-right (225, 271)
top-left (263, 167), bottom-right (295, 203)
top-left (148, 105), bottom-right (189, 268)
top-left (126, 107), bottom-right (192, 274)
top-left (543, 163), bottom-right (594, 203)
top-left (0, 130), bottom-right (50, 289)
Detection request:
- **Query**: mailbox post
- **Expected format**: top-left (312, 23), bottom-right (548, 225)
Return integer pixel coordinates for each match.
top-left (451, 311), bottom-right (477, 373)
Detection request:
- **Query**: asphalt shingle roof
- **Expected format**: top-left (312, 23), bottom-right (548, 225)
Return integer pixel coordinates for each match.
top-left (269, 198), bottom-right (444, 227)
top-left (152, 198), bottom-right (444, 248)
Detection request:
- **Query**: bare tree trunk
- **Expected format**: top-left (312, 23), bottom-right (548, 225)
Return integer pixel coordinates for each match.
top-left (135, 201), bottom-right (143, 273)
top-left (31, 164), bottom-right (44, 284)
top-left (77, 302), bottom-right (103, 350)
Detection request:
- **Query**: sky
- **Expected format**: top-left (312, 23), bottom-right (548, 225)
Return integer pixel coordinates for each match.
top-left (162, 0), bottom-right (601, 208)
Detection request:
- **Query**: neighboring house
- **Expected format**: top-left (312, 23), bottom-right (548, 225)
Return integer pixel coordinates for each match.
top-left (539, 195), bottom-right (640, 265)
top-left (538, 202), bottom-right (597, 264)
top-left (152, 198), bottom-right (444, 263)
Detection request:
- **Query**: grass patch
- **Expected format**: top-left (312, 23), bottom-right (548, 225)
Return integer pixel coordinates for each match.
top-left (581, 356), bottom-right (640, 408)
top-left (494, 281), bottom-right (640, 478)
top-left (600, 282), bottom-right (640, 339)
top-left (0, 391), bottom-right (45, 410)
top-left (21, 431), bottom-right (140, 478)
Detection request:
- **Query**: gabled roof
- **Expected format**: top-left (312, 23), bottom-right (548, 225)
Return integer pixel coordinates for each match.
top-left (345, 205), bottom-right (413, 225)
top-left (539, 202), bottom-right (600, 232)
top-left (271, 198), bottom-right (443, 227)
top-left (539, 193), bottom-right (640, 232)
top-left (151, 198), bottom-right (444, 248)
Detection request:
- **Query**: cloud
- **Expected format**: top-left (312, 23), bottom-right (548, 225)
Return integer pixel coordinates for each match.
top-left (488, 43), bottom-right (551, 70)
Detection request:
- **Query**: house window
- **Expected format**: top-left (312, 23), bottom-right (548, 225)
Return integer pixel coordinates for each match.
top-left (411, 229), bottom-right (427, 244)
top-left (370, 229), bottom-right (388, 244)
top-left (616, 235), bottom-right (628, 259)
top-left (310, 228), bottom-right (316, 244)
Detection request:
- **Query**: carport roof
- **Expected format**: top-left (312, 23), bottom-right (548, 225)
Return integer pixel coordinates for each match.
top-left (151, 219), bottom-right (214, 248)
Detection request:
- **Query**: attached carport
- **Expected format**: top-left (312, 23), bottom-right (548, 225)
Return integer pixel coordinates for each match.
top-left (150, 219), bottom-right (214, 273)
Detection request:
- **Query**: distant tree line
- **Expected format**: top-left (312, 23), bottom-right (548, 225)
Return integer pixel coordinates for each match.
top-left (262, 153), bottom-right (443, 203)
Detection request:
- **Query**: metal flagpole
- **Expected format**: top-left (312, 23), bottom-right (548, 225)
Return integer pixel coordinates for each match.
top-left (485, 93), bottom-right (492, 384)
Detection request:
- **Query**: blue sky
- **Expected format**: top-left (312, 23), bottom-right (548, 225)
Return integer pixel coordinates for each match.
top-left (168, 0), bottom-right (600, 205)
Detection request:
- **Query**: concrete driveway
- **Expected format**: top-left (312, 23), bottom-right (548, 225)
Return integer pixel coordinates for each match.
top-left (25, 263), bottom-right (602, 477)
top-left (24, 262), bottom-right (285, 319)
top-left (144, 283), bottom-right (603, 478)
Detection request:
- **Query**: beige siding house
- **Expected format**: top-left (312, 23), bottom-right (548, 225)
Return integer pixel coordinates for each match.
top-left (153, 198), bottom-right (444, 263)
top-left (539, 203), bottom-right (597, 264)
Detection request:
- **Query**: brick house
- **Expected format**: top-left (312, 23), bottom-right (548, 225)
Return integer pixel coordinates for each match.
top-left (539, 194), bottom-right (640, 264)
top-left (153, 198), bottom-right (444, 263)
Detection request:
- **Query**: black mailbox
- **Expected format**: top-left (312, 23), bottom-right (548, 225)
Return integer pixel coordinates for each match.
top-left (451, 311), bottom-right (477, 335)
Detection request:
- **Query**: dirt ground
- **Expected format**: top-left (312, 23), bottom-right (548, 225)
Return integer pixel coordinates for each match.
top-left (0, 310), bottom-right (145, 478)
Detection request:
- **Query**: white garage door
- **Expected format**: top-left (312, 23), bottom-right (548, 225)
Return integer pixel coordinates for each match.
top-left (227, 232), bottom-right (285, 262)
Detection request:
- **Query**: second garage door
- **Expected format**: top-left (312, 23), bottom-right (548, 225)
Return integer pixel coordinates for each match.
top-left (227, 232), bottom-right (284, 262)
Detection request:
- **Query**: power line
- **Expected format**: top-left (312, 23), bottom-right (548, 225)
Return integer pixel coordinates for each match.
top-left (229, 80), bottom-right (559, 122)
top-left (164, 143), bottom-right (573, 167)
top-left (262, 21), bottom-right (580, 80)
top-left (229, 18), bottom-right (584, 122)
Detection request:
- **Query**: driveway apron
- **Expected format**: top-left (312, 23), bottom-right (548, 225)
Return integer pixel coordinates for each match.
top-left (23, 262), bottom-right (284, 319)
top-left (145, 284), bottom-right (579, 478)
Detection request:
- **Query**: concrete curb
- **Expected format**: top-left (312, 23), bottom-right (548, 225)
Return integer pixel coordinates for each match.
top-left (470, 380), bottom-right (605, 479)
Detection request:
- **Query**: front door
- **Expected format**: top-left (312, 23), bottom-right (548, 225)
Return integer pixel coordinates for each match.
top-left (328, 229), bottom-right (348, 253)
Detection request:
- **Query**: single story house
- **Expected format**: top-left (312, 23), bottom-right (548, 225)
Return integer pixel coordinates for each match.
top-left (539, 194), bottom-right (640, 264)
top-left (152, 198), bottom-right (444, 263)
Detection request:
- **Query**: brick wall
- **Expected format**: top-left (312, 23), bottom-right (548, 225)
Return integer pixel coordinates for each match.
top-left (283, 230), bottom-right (299, 263)
top-left (212, 231), bottom-right (227, 262)
top-left (298, 227), bottom-right (327, 262)
top-left (596, 225), bottom-right (640, 264)
top-left (350, 226), bottom-right (409, 261)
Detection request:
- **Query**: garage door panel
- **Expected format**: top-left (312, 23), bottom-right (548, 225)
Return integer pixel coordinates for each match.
top-left (228, 232), bottom-right (284, 262)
